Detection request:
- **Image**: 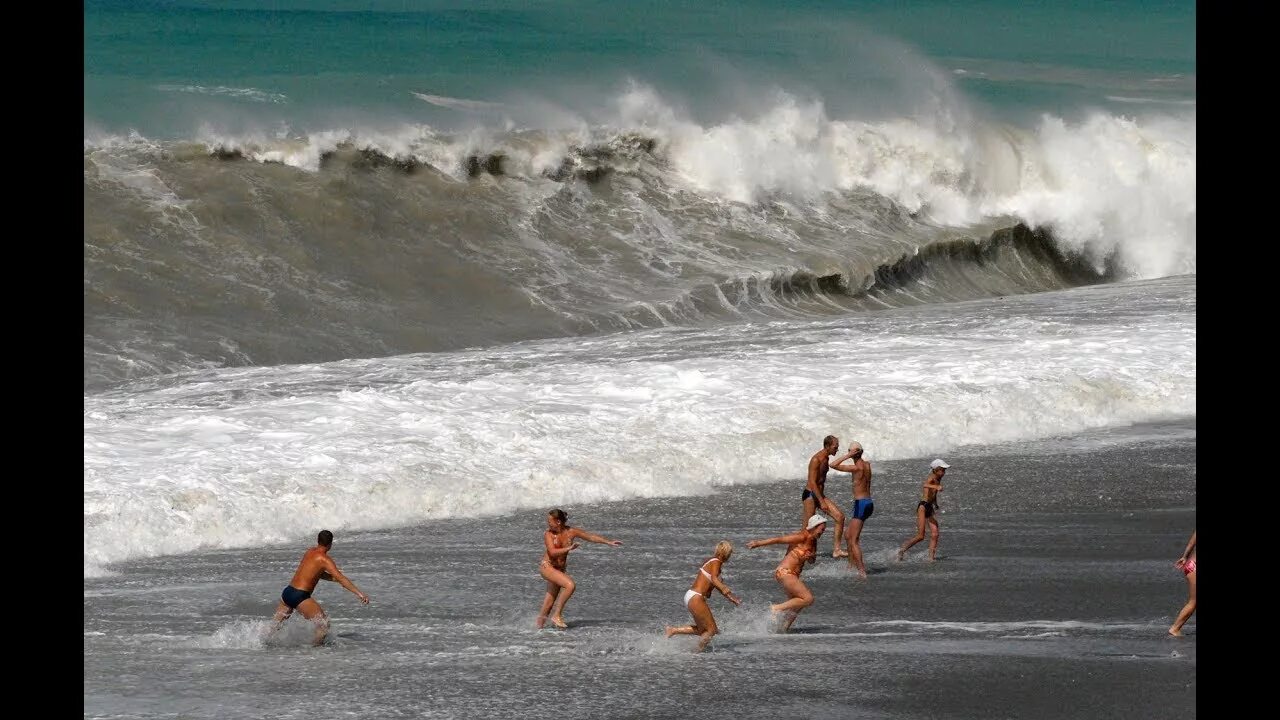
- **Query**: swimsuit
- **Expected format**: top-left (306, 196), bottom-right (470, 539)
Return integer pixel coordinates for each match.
top-left (1183, 558), bottom-right (1196, 575)
top-left (774, 545), bottom-right (812, 581)
top-left (541, 531), bottom-right (568, 571)
top-left (281, 585), bottom-right (312, 609)
top-left (684, 558), bottom-right (719, 606)
top-left (851, 498), bottom-right (875, 521)
top-left (917, 500), bottom-right (936, 519)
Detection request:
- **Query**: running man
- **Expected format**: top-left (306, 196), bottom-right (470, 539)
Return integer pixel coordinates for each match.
top-left (898, 459), bottom-right (950, 562)
top-left (268, 529), bottom-right (370, 646)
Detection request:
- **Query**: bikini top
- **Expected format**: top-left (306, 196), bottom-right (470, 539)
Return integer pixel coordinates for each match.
top-left (695, 557), bottom-right (721, 596)
top-left (787, 542), bottom-right (814, 562)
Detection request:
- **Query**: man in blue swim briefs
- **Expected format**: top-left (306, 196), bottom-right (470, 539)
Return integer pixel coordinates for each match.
top-left (830, 441), bottom-right (874, 578)
top-left (268, 530), bottom-right (370, 646)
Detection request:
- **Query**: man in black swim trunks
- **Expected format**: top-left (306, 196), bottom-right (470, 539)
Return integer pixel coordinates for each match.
top-left (898, 459), bottom-right (949, 562)
top-left (268, 530), bottom-right (370, 645)
top-left (803, 436), bottom-right (848, 558)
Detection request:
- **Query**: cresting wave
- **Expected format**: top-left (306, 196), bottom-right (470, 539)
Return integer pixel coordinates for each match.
top-left (83, 275), bottom-right (1195, 577)
top-left (84, 89), bottom-right (1192, 390)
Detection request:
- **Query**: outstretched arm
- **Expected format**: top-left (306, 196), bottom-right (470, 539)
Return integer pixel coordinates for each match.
top-left (747, 532), bottom-right (806, 549)
top-left (571, 528), bottom-right (622, 546)
top-left (708, 569), bottom-right (741, 606)
top-left (830, 459), bottom-right (858, 473)
top-left (323, 558), bottom-right (369, 604)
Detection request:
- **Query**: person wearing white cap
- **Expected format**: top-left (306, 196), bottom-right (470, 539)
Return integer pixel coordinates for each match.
top-left (898, 459), bottom-right (949, 562)
top-left (746, 514), bottom-right (829, 632)
top-left (664, 540), bottom-right (743, 652)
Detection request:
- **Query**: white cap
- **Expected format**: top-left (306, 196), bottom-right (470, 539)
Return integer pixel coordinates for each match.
top-left (930, 459), bottom-right (950, 469)
top-left (807, 514), bottom-right (828, 530)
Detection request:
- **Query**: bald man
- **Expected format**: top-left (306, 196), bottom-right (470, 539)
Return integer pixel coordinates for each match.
top-left (830, 441), bottom-right (873, 577)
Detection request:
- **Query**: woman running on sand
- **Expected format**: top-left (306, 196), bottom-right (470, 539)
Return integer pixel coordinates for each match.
top-left (536, 508), bottom-right (622, 629)
top-left (1168, 530), bottom-right (1196, 637)
top-left (746, 514), bottom-right (827, 632)
top-left (665, 541), bottom-right (742, 652)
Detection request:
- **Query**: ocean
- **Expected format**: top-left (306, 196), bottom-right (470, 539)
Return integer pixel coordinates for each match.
top-left (84, 1), bottom-right (1196, 717)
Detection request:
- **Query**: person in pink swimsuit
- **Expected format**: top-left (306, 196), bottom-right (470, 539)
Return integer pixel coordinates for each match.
top-left (1168, 530), bottom-right (1196, 637)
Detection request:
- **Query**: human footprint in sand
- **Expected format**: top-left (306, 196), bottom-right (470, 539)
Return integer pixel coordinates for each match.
top-left (665, 541), bottom-right (742, 652)
top-left (536, 508), bottom-right (622, 629)
top-left (747, 514), bottom-right (827, 632)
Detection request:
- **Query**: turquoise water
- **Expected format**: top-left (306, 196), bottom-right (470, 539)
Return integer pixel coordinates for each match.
top-left (84, 0), bottom-right (1196, 137)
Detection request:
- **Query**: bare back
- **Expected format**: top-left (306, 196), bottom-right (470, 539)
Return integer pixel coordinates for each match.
top-left (287, 546), bottom-right (337, 592)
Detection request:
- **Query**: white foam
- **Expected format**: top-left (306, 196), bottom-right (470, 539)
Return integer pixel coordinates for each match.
top-left (155, 85), bottom-right (290, 104)
top-left (82, 279), bottom-right (1194, 575)
top-left (85, 78), bottom-right (1195, 281)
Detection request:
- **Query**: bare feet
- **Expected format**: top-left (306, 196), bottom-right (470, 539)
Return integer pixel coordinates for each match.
top-left (781, 611), bottom-right (799, 633)
top-left (535, 615), bottom-right (547, 629)
top-left (665, 626), bottom-right (678, 639)
top-left (1168, 628), bottom-right (1183, 637)
top-left (832, 550), bottom-right (850, 559)
top-left (550, 616), bottom-right (569, 629)
top-left (896, 550), bottom-right (906, 562)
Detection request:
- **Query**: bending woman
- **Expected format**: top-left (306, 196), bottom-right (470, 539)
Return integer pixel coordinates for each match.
top-left (665, 541), bottom-right (742, 652)
top-left (747, 514), bottom-right (827, 632)
top-left (536, 508), bottom-right (622, 629)
top-left (1168, 530), bottom-right (1196, 637)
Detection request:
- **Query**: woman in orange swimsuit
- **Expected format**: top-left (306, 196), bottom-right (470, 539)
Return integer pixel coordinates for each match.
top-left (747, 514), bottom-right (827, 632)
top-left (536, 508), bottom-right (622, 629)
top-left (1168, 530), bottom-right (1196, 637)
top-left (665, 541), bottom-right (742, 652)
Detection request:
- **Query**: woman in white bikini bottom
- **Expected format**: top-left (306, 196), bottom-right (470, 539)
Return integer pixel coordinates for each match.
top-left (665, 541), bottom-right (741, 652)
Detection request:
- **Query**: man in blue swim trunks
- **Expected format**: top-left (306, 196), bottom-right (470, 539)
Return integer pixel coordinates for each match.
top-left (830, 441), bottom-right (874, 578)
top-left (268, 530), bottom-right (370, 646)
